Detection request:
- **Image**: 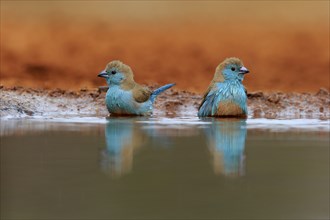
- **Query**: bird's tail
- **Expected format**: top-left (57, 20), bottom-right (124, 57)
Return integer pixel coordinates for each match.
top-left (150, 83), bottom-right (175, 103)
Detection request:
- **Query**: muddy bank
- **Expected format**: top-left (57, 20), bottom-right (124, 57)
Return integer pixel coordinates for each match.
top-left (0, 86), bottom-right (329, 119)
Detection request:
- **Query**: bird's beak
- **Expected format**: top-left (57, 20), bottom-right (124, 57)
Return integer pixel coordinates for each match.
top-left (239, 66), bottom-right (249, 74)
top-left (98, 70), bottom-right (109, 78)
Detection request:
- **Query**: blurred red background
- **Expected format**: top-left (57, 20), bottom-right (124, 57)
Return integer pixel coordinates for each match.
top-left (1, 1), bottom-right (329, 93)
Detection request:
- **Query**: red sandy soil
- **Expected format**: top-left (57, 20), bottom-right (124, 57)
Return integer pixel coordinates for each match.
top-left (1, 21), bottom-right (329, 93)
top-left (0, 86), bottom-right (329, 119)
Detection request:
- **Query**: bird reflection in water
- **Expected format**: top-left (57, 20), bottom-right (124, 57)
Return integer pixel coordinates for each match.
top-left (100, 119), bottom-right (146, 177)
top-left (204, 119), bottom-right (247, 177)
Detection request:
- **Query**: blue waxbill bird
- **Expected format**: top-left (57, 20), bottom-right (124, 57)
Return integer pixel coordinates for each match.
top-left (198, 57), bottom-right (250, 117)
top-left (98, 60), bottom-right (175, 116)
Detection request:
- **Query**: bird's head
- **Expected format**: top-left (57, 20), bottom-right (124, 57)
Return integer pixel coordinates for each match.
top-left (98, 60), bottom-right (134, 86)
top-left (214, 57), bottom-right (249, 82)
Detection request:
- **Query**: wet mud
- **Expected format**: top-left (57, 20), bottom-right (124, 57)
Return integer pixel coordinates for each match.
top-left (0, 86), bottom-right (329, 119)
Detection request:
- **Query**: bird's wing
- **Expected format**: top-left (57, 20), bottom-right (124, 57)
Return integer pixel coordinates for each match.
top-left (132, 84), bottom-right (152, 103)
top-left (198, 82), bottom-right (215, 111)
top-left (198, 84), bottom-right (219, 116)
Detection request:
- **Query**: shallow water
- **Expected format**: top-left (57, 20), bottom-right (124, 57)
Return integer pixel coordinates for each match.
top-left (1, 118), bottom-right (329, 219)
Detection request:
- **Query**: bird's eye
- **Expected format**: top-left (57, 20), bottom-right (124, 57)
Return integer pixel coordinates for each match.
top-left (111, 70), bottom-right (117, 75)
top-left (231, 67), bottom-right (236, 71)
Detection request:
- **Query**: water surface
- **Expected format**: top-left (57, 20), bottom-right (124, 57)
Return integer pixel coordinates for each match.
top-left (1, 118), bottom-right (329, 219)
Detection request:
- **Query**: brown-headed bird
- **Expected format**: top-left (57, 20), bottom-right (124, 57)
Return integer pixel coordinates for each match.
top-left (98, 60), bottom-right (175, 116)
top-left (198, 58), bottom-right (250, 117)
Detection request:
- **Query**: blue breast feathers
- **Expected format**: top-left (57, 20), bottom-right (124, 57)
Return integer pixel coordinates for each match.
top-left (105, 86), bottom-right (153, 116)
top-left (198, 81), bottom-right (247, 117)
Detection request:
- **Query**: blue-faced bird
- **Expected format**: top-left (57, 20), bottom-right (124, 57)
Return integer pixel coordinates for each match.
top-left (198, 58), bottom-right (250, 117)
top-left (98, 60), bottom-right (175, 116)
